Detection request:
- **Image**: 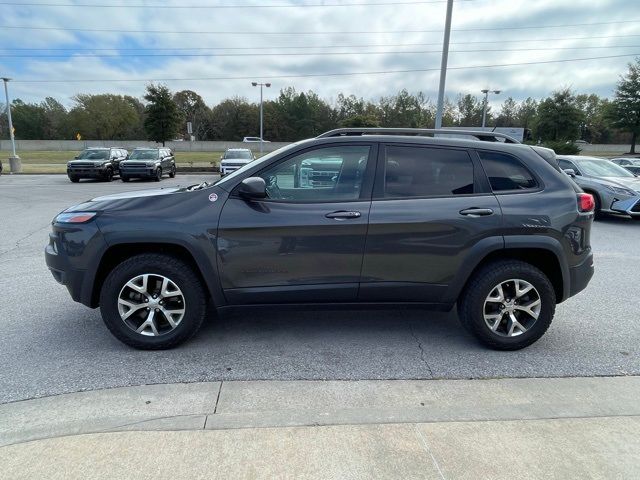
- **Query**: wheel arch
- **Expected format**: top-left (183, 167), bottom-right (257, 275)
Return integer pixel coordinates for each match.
top-left (91, 241), bottom-right (220, 308)
top-left (446, 237), bottom-right (568, 304)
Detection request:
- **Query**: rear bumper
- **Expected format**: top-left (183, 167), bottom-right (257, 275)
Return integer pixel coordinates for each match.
top-left (568, 252), bottom-right (594, 298)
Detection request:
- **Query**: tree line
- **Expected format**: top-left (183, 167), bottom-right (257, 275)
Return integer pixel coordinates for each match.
top-left (2, 58), bottom-right (640, 152)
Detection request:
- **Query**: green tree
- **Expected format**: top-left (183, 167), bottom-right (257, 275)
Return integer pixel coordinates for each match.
top-left (456, 94), bottom-right (485, 126)
top-left (536, 89), bottom-right (584, 141)
top-left (143, 84), bottom-right (182, 145)
top-left (173, 90), bottom-right (211, 140)
top-left (378, 90), bottom-right (432, 127)
top-left (210, 97), bottom-right (258, 141)
top-left (576, 94), bottom-right (611, 143)
top-left (610, 58), bottom-right (640, 153)
top-left (68, 94), bottom-right (143, 140)
top-left (515, 97), bottom-right (539, 131)
top-left (10, 99), bottom-right (46, 139)
top-left (41, 97), bottom-right (70, 139)
top-left (495, 97), bottom-right (518, 127)
top-left (339, 114), bottom-right (380, 127)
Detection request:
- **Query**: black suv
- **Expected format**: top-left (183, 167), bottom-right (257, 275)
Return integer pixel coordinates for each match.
top-left (45, 129), bottom-right (595, 350)
top-left (119, 148), bottom-right (176, 182)
top-left (67, 147), bottom-right (128, 182)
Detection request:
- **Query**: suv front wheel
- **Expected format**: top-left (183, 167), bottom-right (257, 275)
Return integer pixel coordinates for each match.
top-left (458, 260), bottom-right (556, 350)
top-left (99, 254), bottom-right (207, 349)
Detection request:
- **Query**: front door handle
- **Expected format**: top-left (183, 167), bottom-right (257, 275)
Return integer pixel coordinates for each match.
top-left (325, 210), bottom-right (361, 219)
top-left (459, 208), bottom-right (494, 217)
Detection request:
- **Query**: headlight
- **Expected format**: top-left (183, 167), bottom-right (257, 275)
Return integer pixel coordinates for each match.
top-left (94, 161), bottom-right (105, 166)
top-left (55, 212), bottom-right (97, 224)
top-left (605, 185), bottom-right (636, 196)
top-left (146, 161), bottom-right (156, 166)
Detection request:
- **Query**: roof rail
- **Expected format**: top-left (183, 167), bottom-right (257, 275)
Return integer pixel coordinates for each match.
top-left (316, 128), bottom-right (520, 144)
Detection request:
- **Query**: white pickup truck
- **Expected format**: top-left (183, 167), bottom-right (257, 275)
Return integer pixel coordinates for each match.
top-left (219, 148), bottom-right (256, 177)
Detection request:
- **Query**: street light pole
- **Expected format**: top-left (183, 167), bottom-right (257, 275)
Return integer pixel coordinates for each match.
top-left (481, 88), bottom-right (501, 128)
top-left (2, 77), bottom-right (21, 173)
top-left (251, 81), bottom-right (271, 155)
top-left (434, 0), bottom-right (453, 129)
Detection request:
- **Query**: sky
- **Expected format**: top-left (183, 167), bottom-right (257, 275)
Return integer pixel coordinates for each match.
top-left (0, 0), bottom-right (639, 112)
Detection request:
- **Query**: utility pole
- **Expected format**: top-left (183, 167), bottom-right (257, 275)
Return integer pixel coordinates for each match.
top-left (2, 77), bottom-right (21, 173)
top-left (251, 82), bottom-right (271, 155)
top-left (481, 89), bottom-right (501, 128)
top-left (434, 0), bottom-right (453, 129)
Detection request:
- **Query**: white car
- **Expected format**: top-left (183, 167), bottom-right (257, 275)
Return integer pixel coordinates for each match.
top-left (219, 148), bottom-right (256, 177)
top-left (242, 136), bottom-right (270, 143)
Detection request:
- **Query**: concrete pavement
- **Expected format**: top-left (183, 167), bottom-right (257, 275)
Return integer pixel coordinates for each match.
top-left (1, 377), bottom-right (639, 479)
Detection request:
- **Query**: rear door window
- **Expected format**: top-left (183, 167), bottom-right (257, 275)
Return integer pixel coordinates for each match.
top-left (383, 145), bottom-right (475, 198)
top-left (478, 151), bottom-right (538, 192)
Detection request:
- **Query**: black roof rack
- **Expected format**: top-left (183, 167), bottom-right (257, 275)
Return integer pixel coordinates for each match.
top-left (316, 128), bottom-right (520, 144)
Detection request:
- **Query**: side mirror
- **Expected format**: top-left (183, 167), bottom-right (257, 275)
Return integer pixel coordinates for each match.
top-left (563, 168), bottom-right (576, 177)
top-left (237, 177), bottom-right (267, 199)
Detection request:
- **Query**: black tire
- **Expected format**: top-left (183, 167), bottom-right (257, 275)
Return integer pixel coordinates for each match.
top-left (154, 167), bottom-right (162, 182)
top-left (121, 176), bottom-right (130, 182)
top-left (69, 175), bottom-right (80, 183)
top-left (104, 168), bottom-right (114, 182)
top-left (458, 260), bottom-right (556, 350)
top-left (99, 254), bottom-right (207, 349)
top-left (169, 165), bottom-right (176, 178)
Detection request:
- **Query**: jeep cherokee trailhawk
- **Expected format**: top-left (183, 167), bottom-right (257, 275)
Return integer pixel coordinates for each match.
top-left (45, 128), bottom-right (595, 350)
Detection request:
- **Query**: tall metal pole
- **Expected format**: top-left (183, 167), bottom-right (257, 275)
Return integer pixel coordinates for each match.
top-left (481, 90), bottom-right (489, 128)
top-left (259, 84), bottom-right (264, 155)
top-left (434, 0), bottom-right (453, 129)
top-left (2, 78), bottom-right (16, 157)
top-left (252, 81), bottom-right (270, 155)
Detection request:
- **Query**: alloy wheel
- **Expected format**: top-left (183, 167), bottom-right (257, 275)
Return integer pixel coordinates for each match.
top-left (117, 273), bottom-right (186, 336)
top-left (483, 279), bottom-right (541, 337)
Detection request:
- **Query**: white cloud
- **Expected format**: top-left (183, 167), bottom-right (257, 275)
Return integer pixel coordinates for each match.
top-left (0, 0), bottom-right (637, 108)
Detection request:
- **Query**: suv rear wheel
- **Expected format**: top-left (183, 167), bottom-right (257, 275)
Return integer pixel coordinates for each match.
top-left (99, 254), bottom-right (207, 349)
top-left (104, 168), bottom-right (114, 182)
top-left (169, 165), bottom-right (176, 178)
top-left (458, 260), bottom-right (556, 350)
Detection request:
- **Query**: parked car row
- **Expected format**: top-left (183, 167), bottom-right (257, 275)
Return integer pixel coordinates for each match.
top-left (67, 147), bottom-right (176, 183)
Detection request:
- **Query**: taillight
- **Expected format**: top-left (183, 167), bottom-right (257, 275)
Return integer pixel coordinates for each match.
top-left (577, 193), bottom-right (595, 213)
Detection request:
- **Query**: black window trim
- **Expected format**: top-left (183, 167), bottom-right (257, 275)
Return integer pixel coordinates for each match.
top-left (230, 141), bottom-right (379, 204)
top-left (473, 148), bottom-right (544, 195)
top-left (372, 142), bottom-right (491, 201)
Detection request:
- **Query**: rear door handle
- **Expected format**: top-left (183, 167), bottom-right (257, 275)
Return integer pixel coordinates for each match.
top-left (459, 208), bottom-right (494, 217)
top-left (325, 210), bottom-right (361, 219)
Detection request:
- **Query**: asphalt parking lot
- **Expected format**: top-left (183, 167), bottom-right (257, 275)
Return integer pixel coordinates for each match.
top-left (1, 174), bottom-right (639, 404)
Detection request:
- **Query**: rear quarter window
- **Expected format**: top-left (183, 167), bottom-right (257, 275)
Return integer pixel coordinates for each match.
top-left (478, 151), bottom-right (538, 192)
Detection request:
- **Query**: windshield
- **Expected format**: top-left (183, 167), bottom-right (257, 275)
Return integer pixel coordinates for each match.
top-left (215, 142), bottom-right (304, 187)
top-left (224, 150), bottom-right (253, 160)
top-left (76, 150), bottom-right (109, 160)
top-left (578, 159), bottom-right (635, 178)
top-left (129, 150), bottom-right (159, 160)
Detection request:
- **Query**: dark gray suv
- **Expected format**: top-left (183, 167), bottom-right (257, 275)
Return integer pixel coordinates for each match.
top-left (45, 129), bottom-right (595, 350)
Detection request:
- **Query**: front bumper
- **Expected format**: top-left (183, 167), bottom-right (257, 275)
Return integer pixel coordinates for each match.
top-left (44, 221), bottom-right (106, 308)
top-left (120, 167), bottom-right (157, 178)
top-left (610, 197), bottom-right (640, 216)
top-left (568, 252), bottom-right (594, 298)
top-left (67, 166), bottom-right (108, 178)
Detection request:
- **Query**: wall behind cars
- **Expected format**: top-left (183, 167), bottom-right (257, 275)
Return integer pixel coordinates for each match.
top-left (0, 140), bottom-right (290, 153)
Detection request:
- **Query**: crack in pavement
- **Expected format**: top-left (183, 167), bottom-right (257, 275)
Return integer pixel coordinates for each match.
top-left (0, 224), bottom-right (51, 259)
top-left (407, 320), bottom-right (435, 378)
